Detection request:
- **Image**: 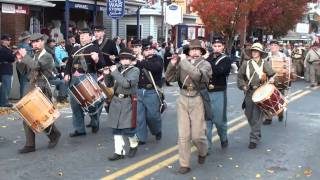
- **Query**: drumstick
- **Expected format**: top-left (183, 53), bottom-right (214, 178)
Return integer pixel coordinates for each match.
top-left (102, 52), bottom-right (119, 58)
top-left (72, 54), bottom-right (92, 57)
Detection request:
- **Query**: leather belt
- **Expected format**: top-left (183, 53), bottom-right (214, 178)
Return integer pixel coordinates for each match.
top-left (139, 84), bottom-right (154, 89)
top-left (182, 85), bottom-right (196, 91)
top-left (114, 93), bottom-right (130, 98)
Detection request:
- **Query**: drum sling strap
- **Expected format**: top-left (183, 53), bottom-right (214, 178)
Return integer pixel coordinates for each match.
top-left (246, 60), bottom-right (264, 87)
top-left (33, 49), bottom-right (55, 135)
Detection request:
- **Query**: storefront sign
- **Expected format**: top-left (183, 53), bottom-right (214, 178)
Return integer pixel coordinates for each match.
top-left (1, 4), bottom-right (28, 14)
top-left (165, 4), bottom-right (183, 26)
top-left (70, 2), bottom-right (93, 10)
top-left (107, 0), bottom-right (125, 19)
top-left (15, 5), bottom-right (29, 14)
top-left (2, 3), bottom-right (15, 14)
top-left (69, 2), bottom-right (106, 12)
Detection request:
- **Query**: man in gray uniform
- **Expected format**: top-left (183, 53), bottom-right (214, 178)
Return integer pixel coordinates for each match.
top-left (104, 48), bottom-right (140, 161)
top-left (16, 33), bottom-right (61, 153)
top-left (166, 39), bottom-right (212, 174)
top-left (237, 43), bottom-right (275, 149)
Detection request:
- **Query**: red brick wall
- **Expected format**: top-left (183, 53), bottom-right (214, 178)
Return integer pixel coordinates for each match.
top-left (1, 13), bottom-right (27, 45)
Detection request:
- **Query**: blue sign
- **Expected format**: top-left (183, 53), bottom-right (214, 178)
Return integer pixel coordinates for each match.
top-left (69, 2), bottom-right (106, 12)
top-left (107, 0), bottom-right (125, 19)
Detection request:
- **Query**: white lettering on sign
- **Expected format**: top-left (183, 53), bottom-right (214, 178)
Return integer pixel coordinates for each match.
top-left (2, 3), bottom-right (15, 14)
top-left (74, 3), bottom-right (89, 10)
top-left (108, 0), bottom-right (124, 18)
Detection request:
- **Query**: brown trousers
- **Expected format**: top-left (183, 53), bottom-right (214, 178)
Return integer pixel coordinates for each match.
top-left (23, 121), bottom-right (60, 147)
top-left (176, 95), bottom-right (208, 167)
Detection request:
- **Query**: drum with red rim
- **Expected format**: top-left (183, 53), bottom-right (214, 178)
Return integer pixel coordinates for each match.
top-left (252, 83), bottom-right (288, 116)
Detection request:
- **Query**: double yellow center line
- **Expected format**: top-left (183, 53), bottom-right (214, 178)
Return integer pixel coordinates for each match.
top-left (102, 86), bottom-right (318, 180)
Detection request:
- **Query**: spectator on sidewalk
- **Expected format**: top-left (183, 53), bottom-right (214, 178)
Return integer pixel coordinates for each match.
top-left (17, 31), bottom-right (32, 98)
top-left (0, 35), bottom-right (15, 107)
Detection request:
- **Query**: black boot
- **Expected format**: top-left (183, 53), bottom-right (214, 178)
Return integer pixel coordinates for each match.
top-left (263, 119), bottom-right (272, 125)
top-left (221, 139), bottom-right (229, 149)
top-left (248, 142), bottom-right (257, 149)
top-left (155, 132), bottom-right (162, 141)
top-left (47, 125), bottom-right (61, 149)
top-left (128, 147), bottom-right (138, 158)
top-left (19, 146), bottom-right (35, 154)
top-left (108, 153), bottom-right (125, 161)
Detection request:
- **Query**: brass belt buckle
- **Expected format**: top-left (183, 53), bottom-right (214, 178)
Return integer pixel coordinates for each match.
top-left (146, 84), bottom-right (153, 88)
top-left (187, 86), bottom-right (194, 91)
top-left (118, 94), bottom-right (125, 98)
top-left (208, 84), bottom-right (215, 90)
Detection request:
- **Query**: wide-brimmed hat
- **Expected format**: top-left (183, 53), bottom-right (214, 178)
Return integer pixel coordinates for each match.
top-left (250, 43), bottom-right (267, 58)
top-left (18, 31), bottom-right (31, 41)
top-left (187, 39), bottom-right (206, 55)
top-left (119, 48), bottom-right (135, 60)
top-left (30, 33), bottom-right (44, 41)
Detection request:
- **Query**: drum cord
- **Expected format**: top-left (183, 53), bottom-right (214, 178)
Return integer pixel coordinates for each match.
top-left (86, 101), bottom-right (105, 116)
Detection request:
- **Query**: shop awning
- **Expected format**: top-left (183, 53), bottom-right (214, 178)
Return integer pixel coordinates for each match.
top-left (48, 0), bottom-right (145, 7)
top-left (0, 0), bottom-right (56, 7)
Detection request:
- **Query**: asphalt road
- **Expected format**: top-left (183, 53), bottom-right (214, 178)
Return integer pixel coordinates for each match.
top-left (0, 74), bottom-right (319, 180)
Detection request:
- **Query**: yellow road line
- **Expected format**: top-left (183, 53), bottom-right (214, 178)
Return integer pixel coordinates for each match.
top-left (101, 87), bottom-right (310, 180)
top-left (125, 87), bottom-right (317, 179)
top-left (127, 121), bottom-right (249, 180)
top-left (101, 115), bottom-right (245, 180)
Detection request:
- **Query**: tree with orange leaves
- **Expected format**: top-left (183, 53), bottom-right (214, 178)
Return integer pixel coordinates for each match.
top-left (190, 0), bottom-right (309, 45)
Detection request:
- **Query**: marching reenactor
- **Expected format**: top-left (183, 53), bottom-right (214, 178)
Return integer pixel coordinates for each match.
top-left (237, 43), bottom-right (275, 149)
top-left (165, 39), bottom-right (212, 174)
top-left (134, 39), bottom-right (163, 145)
top-left (291, 43), bottom-right (305, 77)
top-left (93, 25), bottom-right (118, 66)
top-left (240, 42), bottom-right (252, 66)
top-left (103, 48), bottom-right (140, 161)
top-left (64, 28), bottom-right (105, 137)
top-left (206, 36), bottom-right (232, 151)
top-left (304, 42), bottom-right (320, 87)
top-left (131, 38), bottom-right (144, 61)
top-left (264, 40), bottom-right (287, 125)
top-left (16, 33), bottom-right (61, 153)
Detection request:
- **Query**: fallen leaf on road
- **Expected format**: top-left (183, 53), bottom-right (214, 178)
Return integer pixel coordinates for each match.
top-left (304, 168), bottom-right (312, 177)
top-left (255, 173), bottom-right (261, 179)
top-left (267, 169), bottom-right (274, 174)
top-left (7, 117), bottom-right (15, 121)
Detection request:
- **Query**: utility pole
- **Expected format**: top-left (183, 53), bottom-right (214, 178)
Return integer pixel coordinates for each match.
top-left (161, 0), bottom-right (165, 41)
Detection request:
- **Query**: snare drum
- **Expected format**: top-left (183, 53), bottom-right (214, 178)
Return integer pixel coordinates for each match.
top-left (271, 57), bottom-right (296, 89)
top-left (252, 84), bottom-right (288, 116)
top-left (69, 75), bottom-right (105, 111)
top-left (15, 87), bottom-right (60, 133)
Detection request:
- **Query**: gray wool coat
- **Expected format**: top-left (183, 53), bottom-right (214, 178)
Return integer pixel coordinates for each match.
top-left (104, 65), bottom-right (140, 129)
